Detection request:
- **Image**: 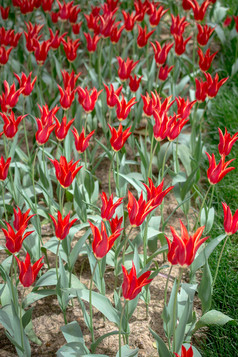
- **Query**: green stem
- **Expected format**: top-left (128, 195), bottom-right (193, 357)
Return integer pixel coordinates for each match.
top-left (164, 265), bottom-right (173, 306)
top-left (108, 151), bottom-right (116, 196)
top-left (161, 142), bottom-right (171, 179)
top-left (10, 257), bottom-right (17, 307)
top-left (42, 144), bottom-right (46, 177)
top-left (98, 39), bottom-right (103, 87)
top-left (119, 300), bottom-right (127, 357)
top-left (193, 184), bottom-right (212, 231)
top-left (22, 98), bottom-right (30, 158)
top-left (59, 186), bottom-right (65, 214)
top-left (122, 226), bottom-right (133, 266)
top-left (89, 260), bottom-right (98, 344)
top-left (116, 151), bottom-right (120, 196)
top-left (148, 138), bottom-right (158, 180)
top-left (212, 235), bottom-right (228, 288)
top-left (172, 267), bottom-right (183, 353)
top-left (1, 181), bottom-right (8, 221)
top-left (55, 240), bottom-right (61, 281)
top-left (20, 290), bottom-right (25, 353)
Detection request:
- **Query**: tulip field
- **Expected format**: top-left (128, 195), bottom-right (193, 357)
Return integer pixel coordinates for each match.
top-left (0, 0), bottom-right (237, 356)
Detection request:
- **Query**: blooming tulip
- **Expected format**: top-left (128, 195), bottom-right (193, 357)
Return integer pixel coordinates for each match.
top-left (54, 116), bottom-right (74, 141)
top-left (0, 111), bottom-right (27, 139)
top-left (71, 127), bottom-right (95, 154)
top-left (197, 24), bottom-right (215, 46)
top-left (104, 83), bottom-right (123, 108)
top-left (174, 345), bottom-right (194, 357)
top-left (151, 41), bottom-right (174, 67)
top-left (143, 178), bottom-right (174, 206)
top-left (117, 57), bottom-right (139, 81)
top-left (49, 211), bottom-right (77, 240)
top-left (49, 156), bottom-right (83, 188)
top-left (197, 48), bottom-right (218, 72)
top-left (15, 253), bottom-right (44, 287)
top-left (100, 192), bottom-right (123, 221)
top-left (127, 190), bottom-right (158, 227)
top-left (206, 152), bottom-right (235, 185)
top-left (13, 207), bottom-right (35, 231)
top-left (14, 72), bottom-right (37, 96)
top-left (2, 223), bottom-right (34, 254)
top-left (0, 156), bottom-right (11, 181)
top-left (108, 123), bottom-right (132, 151)
top-left (218, 128), bottom-right (238, 156)
top-left (222, 203), bottom-right (238, 235)
top-left (137, 25), bottom-right (155, 48)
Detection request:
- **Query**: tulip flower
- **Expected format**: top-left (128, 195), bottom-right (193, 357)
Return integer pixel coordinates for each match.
top-left (98, 11), bottom-right (117, 38)
top-left (165, 220), bottom-right (209, 266)
top-left (51, 12), bottom-right (59, 23)
top-left (134, 0), bottom-right (146, 22)
top-left (33, 39), bottom-right (51, 65)
top-left (174, 34), bottom-right (192, 56)
top-left (116, 95), bottom-right (137, 121)
top-left (56, 0), bottom-right (72, 22)
top-left (100, 192), bottom-right (123, 221)
top-left (176, 97), bottom-right (197, 120)
top-left (137, 25), bottom-right (155, 48)
top-left (54, 116), bottom-right (74, 141)
top-left (122, 261), bottom-right (153, 300)
top-left (41, 0), bottom-right (54, 12)
top-left (189, 0), bottom-right (211, 21)
top-left (14, 72), bottom-right (37, 96)
top-left (69, 4), bottom-right (81, 24)
top-left (195, 77), bottom-right (208, 102)
top-left (57, 84), bottom-right (75, 110)
top-left (0, 111), bottom-right (27, 139)
top-left (0, 45), bottom-right (13, 65)
top-left (2, 222), bottom-right (34, 254)
top-left (158, 65), bottom-right (174, 81)
top-left (109, 215), bottom-right (123, 233)
top-left (149, 4), bottom-right (168, 27)
top-left (84, 12), bottom-right (100, 34)
top-left (61, 70), bottom-right (81, 91)
top-left (151, 41), bottom-right (174, 67)
top-left (89, 221), bottom-right (123, 259)
top-left (84, 32), bottom-right (101, 52)
top-left (108, 123), bottom-right (132, 151)
top-left (122, 11), bottom-right (138, 32)
top-left (49, 29), bottom-right (67, 50)
top-left (49, 211), bottom-right (77, 240)
top-left (218, 128), bottom-right (238, 156)
top-left (49, 156), bottom-right (83, 188)
top-left (62, 37), bottom-right (81, 62)
top-left (197, 24), bottom-right (215, 46)
top-left (0, 81), bottom-right (22, 112)
top-left (206, 152), bottom-right (235, 185)
top-left (174, 345), bottom-right (194, 357)
top-left (72, 127), bottom-right (95, 153)
top-left (104, 83), bottom-right (123, 108)
top-left (24, 22), bottom-right (44, 52)
top-left (0, 6), bottom-right (10, 19)
top-left (233, 16), bottom-right (238, 32)
top-left (110, 24), bottom-right (125, 44)
top-left (222, 203), bottom-right (238, 235)
top-left (13, 207), bottom-right (35, 231)
top-left (35, 111), bottom-right (56, 145)
top-left (204, 73), bottom-right (229, 99)
top-left (129, 74), bottom-right (142, 92)
top-left (72, 22), bottom-right (82, 35)
top-left (14, 253), bottom-right (44, 287)
top-left (141, 91), bottom-right (157, 116)
top-left (182, 0), bottom-right (194, 11)
top-left (197, 48), bottom-right (218, 72)
top-left (0, 156), bottom-right (11, 181)
top-left (127, 190), bottom-right (159, 227)
top-left (170, 15), bottom-right (189, 36)
top-left (106, 0), bottom-right (120, 12)
top-left (143, 178), bottom-right (174, 206)
top-left (77, 87), bottom-right (103, 113)
top-left (117, 57), bottom-right (139, 81)
top-left (223, 16), bottom-right (232, 27)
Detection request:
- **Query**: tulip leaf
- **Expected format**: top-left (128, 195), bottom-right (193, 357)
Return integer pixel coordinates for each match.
top-left (56, 341), bottom-right (89, 356)
top-left (198, 259), bottom-right (213, 314)
top-left (61, 321), bottom-right (85, 344)
top-left (34, 269), bottom-right (57, 287)
top-left (149, 328), bottom-right (171, 357)
top-left (116, 345), bottom-right (139, 357)
top-left (91, 330), bottom-right (119, 353)
top-left (69, 229), bottom-right (91, 269)
top-left (23, 289), bottom-right (56, 308)
top-left (175, 298), bottom-right (190, 353)
top-left (194, 310), bottom-right (234, 332)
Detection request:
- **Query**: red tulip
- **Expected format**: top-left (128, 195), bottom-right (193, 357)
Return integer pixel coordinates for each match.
top-left (182, 0), bottom-right (194, 11)
top-left (13, 207), bottom-right (35, 231)
top-left (100, 192), bottom-right (123, 221)
top-left (153, 111), bottom-right (189, 142)
top-left (57, 84), bottom-right (75, 110)
top-left (174, 34), bottom-right (192, 56)
top-left (54, 116), bottom-right (74, 141)
top-left (141, 91), bottom-right (157, 117)
top-left (35, 105), bottom-right (58, 145)
top-left (56, 0), bottom-right (72, 22)
top-left (69, 4), bottom-right (81, 24)
top-left (14, 72), bottom-right (37, 96)
top-left (41, 0), bottom-right (54, 12)
top-left (61, 70), bottom-right (81, 91)
top-left (71, 127), bottom-right (95, 153)
top-left (49, 29), bottom-right (67, 50)
top-left (108, 123), bottom-right (132, 151)
top-left (62, 37), bottom-right (80, 62)
top-left (15, 253), bottom-right (44, 287)
top-left (0, 111), bottom-right (27, 139)
top-left (190, 0), bottom-right (211, 21)
top-left (77, 87), bottom-right (103, 113)
top-left (2, 222), bottom-right (34, 254)
top-left (195, 77), bottom-right (208, 102)
top-left (170, 15), bottom-right (189, 36)
top-left (129, 74), bottom-right (142, 92)
top-left (89, 221), bottom-right (123, 259)
top-left (84, 32), bottom-right (101, 52)
top-left (0, 45), bottom-right (13, 65)
top-left (158, 64), bottom-right (174, 81)
top-left (204, 73), bottom-right (228, 99)
top-left (0, 80), bottom-right (22, 112)
top-left (116, 95), bottom-right (137, 121)
top-left (51, 11), bottom-right (59, 23)
top-left (176, 97), bottom-right (197, 120)
top-left (151, 41), bottom-right (174, 67)
top-left (206, 152), bottom-right (235, 185)
top-left (84, 12), bottom-right (100, 34)
top-left (149, 4), bottom-right (168, 27)
top-left (223, 16), bottom-right (232, 27)
top-left (104, 83), bottom-right (123, 108)
top-left (109, 215), bottom-right (123, 233)
top-left (72, 22), bottom-right (82, 35)
top-left (117, 57), bottom-right (139, 81)
top-left (99, 11), bottom-right (117, 38)
top-left (24, 22), bottom-right (43, 52)
top-left (137, 25), bottom-right (155, 48)
top-left (134, 0), bottom-right (146, 22)
top-left (222, 202), bottom-right (238, 235)
top-left (0, 156), bottom-right (11, 181)
top-left (0, 6), bottom-right (10, 19)
top-left (122, 261), bottom-right (153, 300)
top-left (197, 48), bottom-right (218, 72)
top-left (233, 16), bottom-right (238, 32)
top-left (110, 24), bottom-right (125, 44)
top-left (106, 0), bottom-right (120, 12)
top-left (49, 211), bottom-right (77, 240)
top-left (49, 156), bottom-right (83, 188)
top-left (197, 24), bottom-right (215, 46)
top-left (174, 345), bottom-right (194, 357)
top-left (122, 11), bottom-right (138, 32)
top-left (218, 128), bottom-right (238, 156)
top-left (165, 220), bottom-right (209, 266)
top-left (127, 190), bottom-right (158, 227)
top-left (143, 178), bottom-right (174, 206)
top-left (33, 39), bottom-right (51, 65)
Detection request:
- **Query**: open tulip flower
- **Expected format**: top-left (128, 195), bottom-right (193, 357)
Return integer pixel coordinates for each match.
top-left (49, 156), bottom-right (83, 188)
top-left (137, 25), bottom-right (155, 48)
top-left (174, 345), bottom-right (194, 357)
top-left (170, 15), bottom-right (189, 36)
top-left (0, 80), bottom-right (22, 112)
top-left (54, 116), bottom-right (75, 141)
top-left (197, 48), bottom-right (218, 72)
top-left (89, 221), bottom-right (123, 259)
top-left (13, 207), bottom-right (35, 231)
top-left (206, 152), bottom-right (235, 185)
top-left (0, 156), bottom-right (11, 181)
top-left (151, 40), bottom-right (174, 67)
top-left (49, 211), bottom-right (77, 240)
top-left (222, 203), bottom-right (238, 235)
top-left (117, 57), bottom-right (139, 81)
top-left (197, 24), bottom-right (215, 46)
top-left (218, 128), bottom-right (238, 156)
top-left (104, 83), bottom-right (123, 108)
top-left (2, 222), bottom-right (34, 254)
top-left (189, 0), bottom-right (211, 21)
top-left (100, 192), bottom-right (123, 221)
top-left (72, 127), bottom-right (95, 153)
top-left (122, 261), bottom-right (153, 300)
top-left (0, 111), bottom-right (27, 139)
top-left (116, 95), bottom-right (137, 121)
top-left (0, 45), bottom-right (13, 65)
top-left (14, 71), bottom-right (37, 96)
top-left (143, 178), bottom-right (174, 206)
top-left (108, 123), bottom-right (132, 151)
top-left (165, 220), bottom-right (209, 266)
top-left (14, 252), bottom-right (44, 287)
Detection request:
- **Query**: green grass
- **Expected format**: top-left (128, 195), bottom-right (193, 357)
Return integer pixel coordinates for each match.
top-left (198, 83), bottom-right (238, 356)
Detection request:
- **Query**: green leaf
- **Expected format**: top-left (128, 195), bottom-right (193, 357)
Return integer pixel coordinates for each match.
top-left (34, 269), bottom-right (57, 287)
top-left (69, 229), bottom-right (90, 269)
top-left (91, 330), bottom-right (119, 353)
top-left (149, 328), bottom-right (171, 357)
top-left (231, 58), bottom-right (238, 77)
top-left (22, 308), bottom-right (33, 329)
top-left (56, 341), bottom-right (89, 356)
top-left (23, 289), bottom-right (56, 308)
top-left (195, 310), bottom-right (234, 331)
top-left (116, 345), bottom-right (139, 357)
top-left (61, 321), bottom-right (85, 344)
top-left (198, 259), bottom-right (212, 314)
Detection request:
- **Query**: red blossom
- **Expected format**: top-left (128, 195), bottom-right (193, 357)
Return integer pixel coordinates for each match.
top-left (198, 48), bottom-right (218, 72)
top-left (100, 192), bottom-right (123, 221)
top-left (117, 57), bottom-right (139, 81)
top-left (54, 116), bottom-right (74, 141)
top-left (49, 156), bottom-right (83, 188)
top-left (49, 211), bottom-right (77, 240)
top-left (15, 253), bottom-right (44, 287)
top-left (2, 223), bottom-right (34, 254)
top-left (197, 24), bottom-right (215, 46)
top-left (129, 74), bottom-right (142, 92)
top-left (0, 156), bottom-right (11, 181)
top-left (104, 83), bottom-right (123, 108)
top-left (122, 262), bottom-right (152, 300)
top-left (222, 203), bottom-right (238, 235)
top-left (62, 37), bottom-right (80, 62)
top-left (0, 111), bottom-right (27, 139)
top-left (116, 95), bottom-right (137, 121)
top-left (14, 72), bottom-right (37, 96)
top-left (137, 25), bottom-right (155, 48)
top-left (71, 127), bottom-right (95, 154)
top-left (206, 152), bottom-right (235, 185)
top-left (151, 41), bottom-right (174, 67)
top-left (218, 128), bottom-right (238, 156)
top-left (108, 123), bottom-right (132, 151)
